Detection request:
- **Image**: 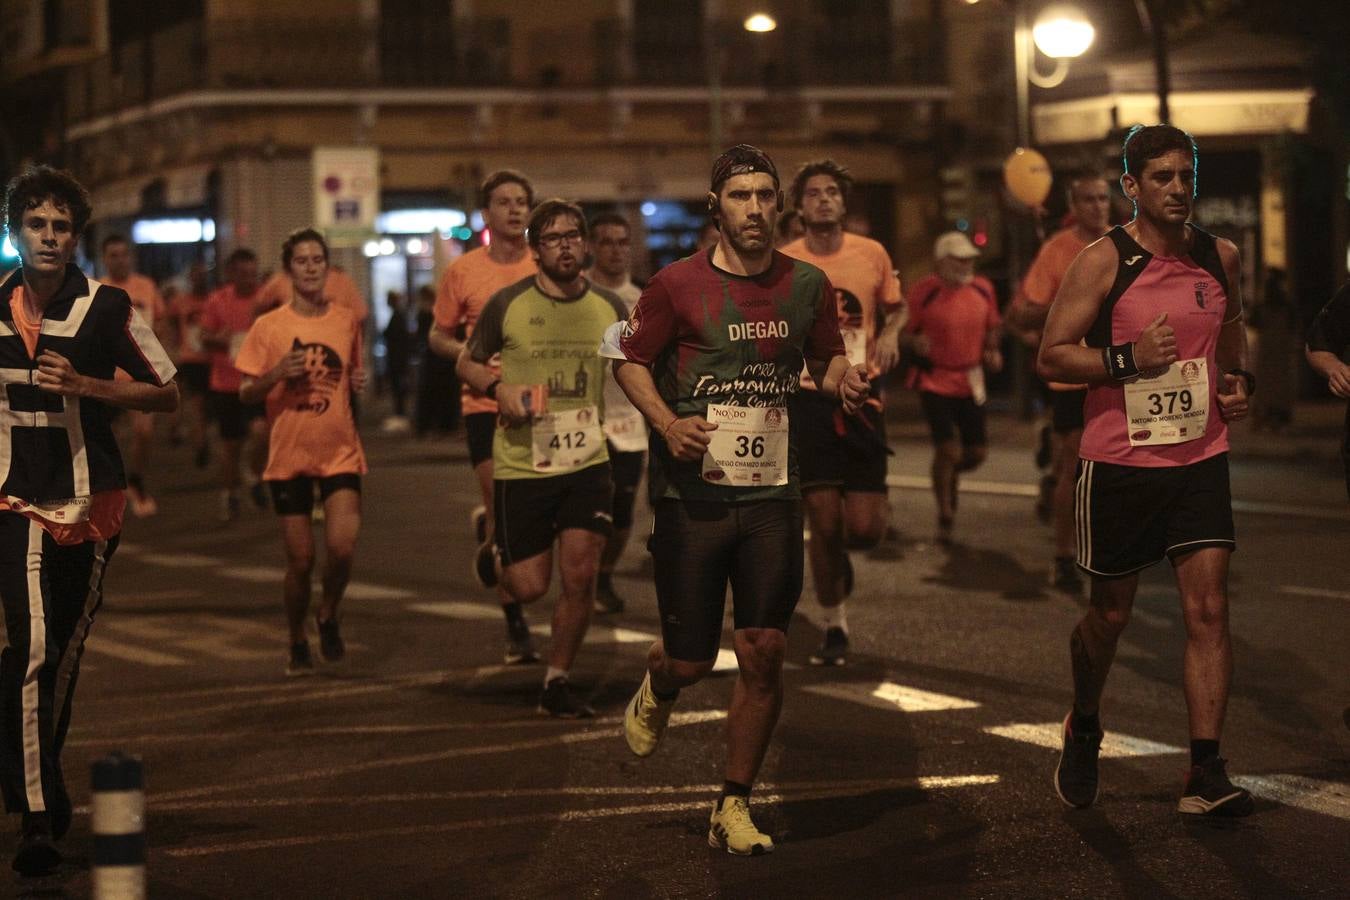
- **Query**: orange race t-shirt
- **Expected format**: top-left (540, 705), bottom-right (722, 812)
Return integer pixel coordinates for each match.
top-left (1, 287), bottom-right (125, 544)
top-left (433, 246), bottom-right (536, 416)
top-left (103, 272), bottom-right (164, 322)
top-left (257, 269), bottom-right (369, 322)
top-left (780, 231), bottom-right (903, 382)
top-left (200, 285), bottom-right (262, 393)
top-left (1020, 227), bottom-right (1094, 392)
top-left (172, 290), bottom-right (211, 365)
top-left (904, 274), bottom-right (1001, 399)
top-left (234, 303), bottom-right (367, 481)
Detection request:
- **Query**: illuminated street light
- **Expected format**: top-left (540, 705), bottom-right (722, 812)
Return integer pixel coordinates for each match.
top-left (1032, 4), bottom-right (1095, 60)
top-left (743, 13), bottom-right (777, 33)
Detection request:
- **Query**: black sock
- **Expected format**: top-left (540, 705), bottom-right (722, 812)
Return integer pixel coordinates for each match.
top-left (502, 602), bottom-right (524, 629)
top-left (720, 781), bottom-right (751, 807)
top-left (1190, 739), bottom-right (1220, 765)
top-left (1070, 709), bottom-right (1101, 735)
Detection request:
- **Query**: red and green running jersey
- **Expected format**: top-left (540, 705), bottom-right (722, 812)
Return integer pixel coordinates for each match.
top-left (616, 248), bottom-right (845, 502)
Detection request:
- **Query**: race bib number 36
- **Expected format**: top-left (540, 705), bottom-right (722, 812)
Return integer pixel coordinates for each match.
top-left (1123, 357), bottom-right (1209, 446)
top-left (701, 404), bottom-right (789, 487)
top-left (532, 405), bottom-right (604, 472)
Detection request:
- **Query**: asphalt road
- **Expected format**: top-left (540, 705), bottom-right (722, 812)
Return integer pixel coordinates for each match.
top-left (10, 421), bottom-right (1348, 899)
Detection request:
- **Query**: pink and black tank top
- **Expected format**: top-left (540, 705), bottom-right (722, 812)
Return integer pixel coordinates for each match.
top-left (1079, 225), bottom-right (1232, 468)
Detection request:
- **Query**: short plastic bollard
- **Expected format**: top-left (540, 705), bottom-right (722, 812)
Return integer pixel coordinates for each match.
top-left (91, 753), bottom-right (145, 900)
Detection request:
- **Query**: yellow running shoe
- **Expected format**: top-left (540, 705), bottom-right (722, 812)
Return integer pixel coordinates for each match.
top-left (623, 670), bottom-right (675, 757)
top-left (707, 796), bottom-right (774, 856)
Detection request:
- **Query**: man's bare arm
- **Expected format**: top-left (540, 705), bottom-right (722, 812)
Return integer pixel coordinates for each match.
top-left (1038, 242), bottom-right (1123, 384)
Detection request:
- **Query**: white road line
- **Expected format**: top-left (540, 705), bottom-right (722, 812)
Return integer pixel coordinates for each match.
top-left (983, 723), bottom-right (1184, 757)
top-left (885, 475), bottom-right (1350, 520)
top-left (408, 601), bottom-right (502, 620)
top-left (147, 774), bottom-right (1001, 815)
top-left (151, 710), bottom-right (729, 802)
top-left (1278, 586), bottom-right (1350, 601)
top-left (160, 774), bottom-right (999, 857)
top-left (713, 648), bottom-right (738, 672)
top-left (1234, 774), bottom-right (1350, 820)
top-left (85, 637), bottom-right (187, 667)
top-left (803, 680), bottom-right (980, 713)
top-left (342, 582), bottom-right (415, 601)
top-left (135, 552), bottom-right (222, 568)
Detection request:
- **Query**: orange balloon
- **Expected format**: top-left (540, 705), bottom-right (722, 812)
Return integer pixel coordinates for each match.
top-left (1003, 147), bottom-right (1054, 208)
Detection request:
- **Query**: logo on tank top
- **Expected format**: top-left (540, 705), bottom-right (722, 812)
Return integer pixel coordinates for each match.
top-left (1194, 281), bottom-right (1210, 309)
top-left (1124, 255), bottom-right (1143, 266)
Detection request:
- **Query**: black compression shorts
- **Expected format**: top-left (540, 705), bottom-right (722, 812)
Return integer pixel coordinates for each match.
top-left (268, 473), bottom-right (362, 516)
top-left (1075, 452), bottom-right (1235, 578)
top-left (920, 392), bottom-right (987, 447)
top-left (493, 463), bottom-right (614, 566)
top-left (792, 390), bottom-right (889, 493)
top-left (209, 391), bottom-right (265, 441)
top-left (649, 499), bottom-right (803, 662)
top-left (465, 412), bottom-right (496, 467)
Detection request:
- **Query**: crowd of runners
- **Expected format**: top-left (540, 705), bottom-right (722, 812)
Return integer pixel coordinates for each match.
top-left (2, 122), bottom-right (1347, 873)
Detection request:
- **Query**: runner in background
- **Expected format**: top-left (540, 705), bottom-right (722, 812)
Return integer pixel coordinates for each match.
top-left (101, 234), bottom-right (166, 516)
top-left (587, 211), bottom-right (647, 614)
top-left (430, 170), bottom-right (540, 663)
top-left (237, 229), bottom-right (367, 676)
top-left (172, 260), bottom-right (214, 469)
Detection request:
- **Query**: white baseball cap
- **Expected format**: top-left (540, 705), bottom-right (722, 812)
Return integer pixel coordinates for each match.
top-left (933, 230), bottom-right (980, 260)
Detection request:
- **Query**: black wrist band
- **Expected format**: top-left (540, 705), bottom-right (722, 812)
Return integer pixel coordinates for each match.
top-left (485, 379), bottom-right (501, 400)
top-left (1227, 367), bottom-right (1256, 396)
top-left (1103, 343), bottom-right (1140, 381)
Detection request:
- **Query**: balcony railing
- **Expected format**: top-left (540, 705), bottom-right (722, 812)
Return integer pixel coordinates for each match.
top-left (64, 14), bottom-right (943, 123)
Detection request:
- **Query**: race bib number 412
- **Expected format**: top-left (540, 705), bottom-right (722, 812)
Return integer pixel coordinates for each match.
top-left (701, 404), bottom-right (789, 487)
top-left (1123, 357), bottom-right (1209, 446)
top-left (531, 405), bottom-right (604, 472)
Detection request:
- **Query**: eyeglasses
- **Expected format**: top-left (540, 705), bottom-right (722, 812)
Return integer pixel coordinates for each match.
top-left (537, 230), bottom-right (584, 249)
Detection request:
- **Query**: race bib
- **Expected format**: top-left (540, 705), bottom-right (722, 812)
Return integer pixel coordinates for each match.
top-left (604, 410), bottom-right (648, 452)
top-left (531, 405), bottom-right (604, 473)
top-left (701, 404), bottom-right (789, 487)
top-left (841, 326), bottom-right (867, 368)
top-left (1123, 357), bottom-right (1209, 446)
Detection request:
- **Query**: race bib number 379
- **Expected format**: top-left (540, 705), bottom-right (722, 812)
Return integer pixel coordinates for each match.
top-left (701, 404), bottom-right (789, 487)
top-left (1123, 357), bottom-right (1209, 446)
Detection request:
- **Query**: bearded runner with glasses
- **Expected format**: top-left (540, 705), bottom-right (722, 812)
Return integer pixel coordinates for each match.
top-left (456, 200), bottom-right (628, 718)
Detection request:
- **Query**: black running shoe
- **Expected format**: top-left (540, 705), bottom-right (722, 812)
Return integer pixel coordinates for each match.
top-left (1051, 557), bottom-right (1084, 595)
top-left (317, 617), bottom-right (345, 662)
top-left (1054, 712), bottom-right (1103, 808)
top-left (504, 619), bottom-right (540, 665)
top-left (1178, 757), bottom-right (1254, 817)
top-left (809, 627), bottom-right (849, 666)
top-left (474, 541), bottom-right (500, 588)
top-left (538, 677), bottom-right (595, 719)
top-left (286, 641), bottom-right (315, 677)
top-left (12, 813), bottom-right (61, 877)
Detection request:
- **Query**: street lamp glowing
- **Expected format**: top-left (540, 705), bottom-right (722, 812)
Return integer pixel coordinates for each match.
top-left (743, 13), bottom-right (777, 33)
top-left (1032, 4), bottom-right (1095, 59)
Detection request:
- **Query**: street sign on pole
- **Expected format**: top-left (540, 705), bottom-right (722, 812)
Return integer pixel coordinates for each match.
top-left (313, 147), bottom-right (380, 247)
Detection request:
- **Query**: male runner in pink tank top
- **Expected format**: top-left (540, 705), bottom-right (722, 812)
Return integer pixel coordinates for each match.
top-left (1038, 125), bottom-right (1256, 818)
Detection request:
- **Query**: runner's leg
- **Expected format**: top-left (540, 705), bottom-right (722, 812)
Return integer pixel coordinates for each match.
top-left (1172, 547), bottom-right (1233, 742)
top-left (1071, 574), bottom-right (1137, 717)
top-left (549, 528), bottom-right (605, 672)
top-left (318, 487), bottom-right (361, 624)
top-left (726, 627), bottom-right (787, 785)
top-left (279, 514), bottom-right (316, 645)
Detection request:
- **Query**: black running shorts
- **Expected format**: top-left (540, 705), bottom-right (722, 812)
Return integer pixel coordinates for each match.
top-left (268, 473), bottom-right (362, 516)
top-left (465, 412), bottom-right (496, 467)
top-left (920, 392), bottom-right (987, 447)
top-left (1050, 388), bottom-right (1087, 435)
top-left (649, 499), bottom-right (803, 662)
top-left (209, 391), bottom-right (265, 441)
top-left (792, 390), bottom-right (889, 493)
top-left (493, 463), bottom-right (614, 566)
top-left (607, 445), bottom-right (646, 531)
top-left (1075, 452), bottom-right (1235, 578)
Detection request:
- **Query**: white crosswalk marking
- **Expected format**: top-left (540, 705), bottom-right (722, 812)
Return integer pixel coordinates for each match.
top-left (87, 636), bottom-right (187, 667)
top-left (1235, 774), bottom-right (1350, 820)
top-left (983, 723), bottom-right (1184, 757)
top-left (408, 601), bottom-right (502, 620)
top-left (804, 680), bottom-right (980, 713)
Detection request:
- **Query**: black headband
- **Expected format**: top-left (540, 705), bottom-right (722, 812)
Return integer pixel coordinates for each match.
top-left (709, 144), bottom-right (780, 193)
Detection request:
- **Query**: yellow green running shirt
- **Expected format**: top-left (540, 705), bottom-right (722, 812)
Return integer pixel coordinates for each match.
top-left (467, 275), bottom-right (628, 479)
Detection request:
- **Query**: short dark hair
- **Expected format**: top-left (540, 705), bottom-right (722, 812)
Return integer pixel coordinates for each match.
top-left (790, 158), bottom-right (853, 211)
top-left (1122, 124), bottom-right (1197, 180)
top-left (1065, 172), bottom-right (1110, 202)
top-left (4, 165), bottom-right (93, 238)
top-left (226, 247), bottom-right (258, 268)
top-left (526, 199), bottom-right (587, 249)
top-left (101, 233), bottom-right (129, 252)
top-left (479, 169), bottom-right (534, 210)
top-left (281, 228), bottom-right (329, 268)
top-left (588, 211), bottom-right (630, 233)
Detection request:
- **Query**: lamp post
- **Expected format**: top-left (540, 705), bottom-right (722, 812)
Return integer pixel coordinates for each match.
top-left (1014, 2), bottom-right (1095, 148)
top-left (707, 11), bottom-right (777, 158)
